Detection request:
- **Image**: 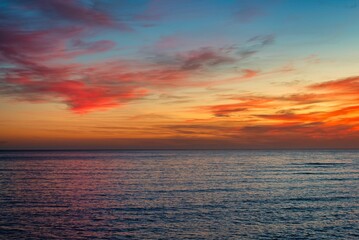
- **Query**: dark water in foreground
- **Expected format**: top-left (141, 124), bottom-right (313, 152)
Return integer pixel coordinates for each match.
top-left (0, 150), bottom-right (358, 239)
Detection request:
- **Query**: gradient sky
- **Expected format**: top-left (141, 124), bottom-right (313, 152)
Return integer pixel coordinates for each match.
top-left (1, 0), bottom-right (359, 149)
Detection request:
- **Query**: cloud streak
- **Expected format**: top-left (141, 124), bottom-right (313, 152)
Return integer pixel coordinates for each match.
top-left (1, 78), bottom-right (147, 113)
top-left (192, 75), bottom-right (359, 146)
top-left (0, 0), bottom-right (278, 113)
top-left (0, 0), bottom-right (139, 112)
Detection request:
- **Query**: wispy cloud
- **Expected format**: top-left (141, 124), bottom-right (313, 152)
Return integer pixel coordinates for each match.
top-left (0, 0), bottom-right (139, 112)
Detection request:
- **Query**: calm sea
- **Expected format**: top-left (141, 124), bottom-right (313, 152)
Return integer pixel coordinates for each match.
top-left (0, 150), bottom-right (358, 239)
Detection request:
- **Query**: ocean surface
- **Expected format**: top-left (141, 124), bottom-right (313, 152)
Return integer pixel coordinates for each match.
top-left (0, 150), bottom-right (358, 239)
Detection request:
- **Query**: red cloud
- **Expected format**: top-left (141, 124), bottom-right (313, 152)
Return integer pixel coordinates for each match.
top-left (0, 0), bottom-right (142, 113)
top-left (2, 77), bottom-right (147, 113)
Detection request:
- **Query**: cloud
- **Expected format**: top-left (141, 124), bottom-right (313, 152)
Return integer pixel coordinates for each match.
top-left (150, 34), bottom-right (275, 69)
top-left (24, 0), bottom-right (114, 26)
top-left (81, 61), bottom-right (194, 88)
top-left (247, 34), bottom-right (275, 46)
top-left (0, 0), bottom-right (276, 114)
top-left (241, 69), bottom-right (258, 78)
top-left (0, 27), bottom-right (116, 69)
top-left (11, 0), bottom-right (132, 31)
top-left (149, 46), bottom-right (238, 72)
top-left (1, 77), bottom-right (147, 113)
top-left (240, 122), bottom-right (324, 135)
top-left (159, 124), bottom-right (233, 136)
top-left (309, 76), bottom-right (359, 93)
top-left (255, 112), bottom-right (319, 122)
top-left (279, 93), bottom-right (330, 104)
top-left (239, 121), bottom-right (358, 145)
top-left (0, 0), bottom-right (142, 113)
top-left (152, 36), bottom-right (187, 51)
top-left (236, 34), bottom-right (275, 60)
top-left (201, 96), bottom-right (273, 117)
top-left (178, 47), bottom-right (236, 71)
top-left (197, 75), bottom-right (359, 145)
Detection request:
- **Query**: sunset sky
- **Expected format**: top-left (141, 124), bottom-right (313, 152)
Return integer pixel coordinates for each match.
top-left (1, 0), bottom-right (359, 149)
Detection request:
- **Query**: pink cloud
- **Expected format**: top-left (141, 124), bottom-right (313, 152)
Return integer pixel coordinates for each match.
top-left (241, 69), bottom-right (258, 78)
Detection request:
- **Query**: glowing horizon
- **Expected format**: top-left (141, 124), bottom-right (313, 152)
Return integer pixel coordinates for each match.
top-left (1, 0), bottom-right (359, 149)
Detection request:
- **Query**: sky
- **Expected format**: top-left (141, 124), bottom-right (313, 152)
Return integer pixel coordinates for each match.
top-left (1, 0), bottom-right (359, 149)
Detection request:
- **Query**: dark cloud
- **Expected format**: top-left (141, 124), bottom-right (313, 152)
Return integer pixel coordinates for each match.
top-left (149, 34), bottom-right (275, 72)
top-left (247, 34), bottom-right (275, 46)
top-left (179, 47), bottom-right (236, 71)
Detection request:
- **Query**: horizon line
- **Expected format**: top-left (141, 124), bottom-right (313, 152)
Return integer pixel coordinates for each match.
top-left (1, 148), bottom-right (359, 152)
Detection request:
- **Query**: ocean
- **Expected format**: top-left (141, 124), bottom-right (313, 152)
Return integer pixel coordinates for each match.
top-left (0, 150), bottom-right (358, 239)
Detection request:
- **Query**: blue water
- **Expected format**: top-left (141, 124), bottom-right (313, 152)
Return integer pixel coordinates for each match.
top-left (0, 150), bottom-right (358, 239)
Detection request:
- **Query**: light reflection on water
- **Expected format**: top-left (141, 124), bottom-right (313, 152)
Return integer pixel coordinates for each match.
top-left (0, 150), bottom-right (358, 239)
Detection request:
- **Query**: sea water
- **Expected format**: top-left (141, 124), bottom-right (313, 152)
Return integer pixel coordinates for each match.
top-left (0, 150), bottom-right (358, 239)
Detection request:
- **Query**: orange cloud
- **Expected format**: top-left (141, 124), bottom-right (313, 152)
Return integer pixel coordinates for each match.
top-left (192, 75), bottom-right (359, 147)
top-left (201, 96), bottom-right (273, 117)
top-left (309, 76), bottom-right (359, 92)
